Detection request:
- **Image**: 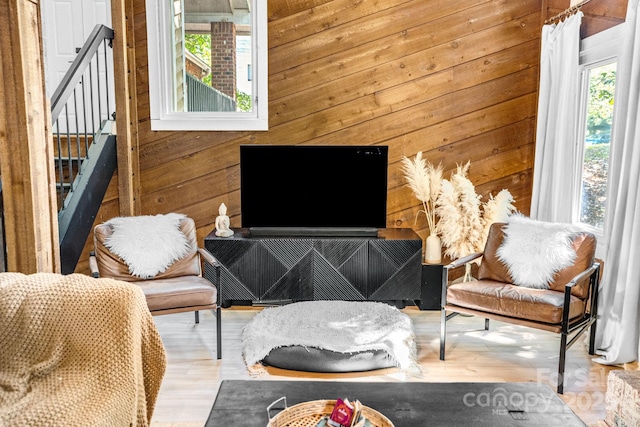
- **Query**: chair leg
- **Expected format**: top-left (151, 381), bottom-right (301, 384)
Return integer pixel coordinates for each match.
top-left (440, 308), bottom-right (447, 360)
top-left (195, 310), bottom-right (200, 324)
top-left (216, 307), bottom-right (222, 360)
top-left (589, 320), bottom-right (597, 355)
top-left (558, 332), bottom-right (568, 394)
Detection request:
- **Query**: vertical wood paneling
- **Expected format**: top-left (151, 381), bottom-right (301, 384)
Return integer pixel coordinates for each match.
top-left (0, 0), bottom-right (60, 273)
top-left (111, 0), bottom-right (140, 217)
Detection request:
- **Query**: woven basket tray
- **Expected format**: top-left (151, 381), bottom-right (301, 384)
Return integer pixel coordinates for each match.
top-left (267, 399), bottom-right (394, 427)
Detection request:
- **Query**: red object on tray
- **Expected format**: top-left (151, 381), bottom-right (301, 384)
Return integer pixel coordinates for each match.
top-left (328, 398), bottom-right (354, 426)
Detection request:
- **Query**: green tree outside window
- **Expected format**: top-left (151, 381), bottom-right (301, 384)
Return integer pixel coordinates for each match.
top-left (580, 63), bottom-right (616, 228)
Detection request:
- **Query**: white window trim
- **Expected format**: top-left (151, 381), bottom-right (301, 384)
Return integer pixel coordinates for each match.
top-left (574, 23), bottom-right (626, 259)
top-left (145, 0), bottom-right (268, 131)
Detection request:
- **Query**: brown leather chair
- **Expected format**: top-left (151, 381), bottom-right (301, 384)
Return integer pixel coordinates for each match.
top-left (90, 215), bottom-right (221, 359)
top-left (440, 222), bottom-right (600, 394)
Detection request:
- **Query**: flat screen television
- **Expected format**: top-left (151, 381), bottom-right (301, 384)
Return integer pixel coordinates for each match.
top-left (240, 144), bottom-right (388, 236)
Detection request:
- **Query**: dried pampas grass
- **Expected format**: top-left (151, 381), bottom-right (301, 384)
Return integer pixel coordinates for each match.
top-left (435, 161), bottom-right (516, 259)
top-left (481, 189), bottom-right (517, 247)
top-left (436, 162), bottom-right (483, 259)
top-left (401, 152), bottom-right (443, 235)
top-left (403, 154), bottom-right (516, 260)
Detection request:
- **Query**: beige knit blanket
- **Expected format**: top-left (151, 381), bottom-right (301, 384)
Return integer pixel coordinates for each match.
top-left (0, 273), bottom-right (167, 427)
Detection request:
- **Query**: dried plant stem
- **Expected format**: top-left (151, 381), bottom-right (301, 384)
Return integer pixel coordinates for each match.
top-left (415, 200), bottom-right (436, 234)
top-left (401, 152), bottom-right (442, 236)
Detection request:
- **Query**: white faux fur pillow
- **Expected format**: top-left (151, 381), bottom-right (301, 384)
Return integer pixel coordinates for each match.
top-left (496, 214), bottom-right (583, 289)
top-left (104, 213), bottom-right (191, 279)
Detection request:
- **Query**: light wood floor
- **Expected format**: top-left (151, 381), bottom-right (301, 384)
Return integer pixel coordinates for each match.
top-left (149, 305), bottom-right (638, 426)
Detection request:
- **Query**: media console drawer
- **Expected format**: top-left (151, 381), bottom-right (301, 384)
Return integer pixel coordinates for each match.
top-left (204, 228), bottom-right (422, 304)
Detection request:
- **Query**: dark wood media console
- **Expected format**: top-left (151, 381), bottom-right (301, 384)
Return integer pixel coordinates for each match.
top-left (204, 228), bottom-right (422, 305)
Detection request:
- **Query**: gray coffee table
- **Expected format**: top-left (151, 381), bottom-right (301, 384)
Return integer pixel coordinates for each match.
top-left (206, 380), bottom-right (585, 426)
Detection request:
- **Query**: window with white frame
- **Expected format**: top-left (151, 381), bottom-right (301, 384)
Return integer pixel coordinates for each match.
top-left (145, 0), bottom-right (268, 131)
top-left (574, 24), bottom-right (625, 257)
top-left (576, 61), bottom-right (616, 229)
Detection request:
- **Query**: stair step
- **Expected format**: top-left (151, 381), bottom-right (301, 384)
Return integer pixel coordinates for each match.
top-left (54, 157), bottom-right (86, 163)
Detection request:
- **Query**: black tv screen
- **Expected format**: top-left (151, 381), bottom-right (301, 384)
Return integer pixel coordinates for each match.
top-left (240, 145), bottom-right (388, 235)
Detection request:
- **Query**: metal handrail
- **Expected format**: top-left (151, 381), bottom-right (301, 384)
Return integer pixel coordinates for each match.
top-left (51, 25), bottom-right (114, 121)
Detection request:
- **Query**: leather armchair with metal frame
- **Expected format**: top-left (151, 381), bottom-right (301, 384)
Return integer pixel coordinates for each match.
top-left (440, 222), bottom-right (600, 394)
top-left (89, 215), bottom-right (222, 359)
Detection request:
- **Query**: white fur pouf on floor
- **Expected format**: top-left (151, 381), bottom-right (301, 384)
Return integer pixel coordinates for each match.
top-left (241, 300), bottom-right (419, 376)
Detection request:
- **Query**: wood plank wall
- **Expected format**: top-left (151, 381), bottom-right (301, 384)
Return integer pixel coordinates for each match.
top-left (74, 0), bottom-right (627, 272)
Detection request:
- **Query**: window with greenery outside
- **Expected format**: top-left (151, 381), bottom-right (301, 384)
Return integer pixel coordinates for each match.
top-left (184, 33), bottom-right (252, 112)
top-left (580, 63), bottom-right (615, 229)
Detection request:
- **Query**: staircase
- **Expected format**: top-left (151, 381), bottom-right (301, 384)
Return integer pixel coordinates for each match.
top-left (51, 25), bottom-right (117, 274)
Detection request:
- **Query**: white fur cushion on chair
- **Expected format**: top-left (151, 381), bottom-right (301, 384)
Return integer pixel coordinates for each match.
top-left (496, 214), bottom-right (585, 289)
top-left (103, 213), bottom-right (191, 279)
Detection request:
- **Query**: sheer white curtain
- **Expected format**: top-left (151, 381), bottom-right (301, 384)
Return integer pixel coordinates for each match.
top-left (594, 0), bottom-right (640, 365)
top-left (530, 12), bottom-right (583, 222)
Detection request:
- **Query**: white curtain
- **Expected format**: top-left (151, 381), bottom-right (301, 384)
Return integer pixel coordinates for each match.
top-left (594, 0), bottom-right (640, 365)
top-left (530, 12), bottom-right (583, 222)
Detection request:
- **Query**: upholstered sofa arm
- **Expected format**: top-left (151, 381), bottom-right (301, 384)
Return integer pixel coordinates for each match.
top-left (0, 272), bottom-right (166, 425)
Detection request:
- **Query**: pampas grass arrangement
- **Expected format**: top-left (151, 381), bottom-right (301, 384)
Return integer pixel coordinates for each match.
top-left (401, 152), bottom-right (443, 235)
top-left (435, 162), bottom-right (482, 259)
top-left (435, 161), bottom-right (517, 259)
top-left (402, 154), bottom-right (516, 262)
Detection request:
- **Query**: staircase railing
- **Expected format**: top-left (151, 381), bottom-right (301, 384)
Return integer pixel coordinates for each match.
top-left (51, 24), bottom-right (118, 274)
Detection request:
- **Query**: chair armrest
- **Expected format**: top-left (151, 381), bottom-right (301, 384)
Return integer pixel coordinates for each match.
top-left (198, 247), bottom-right (220, 268)
top-left (198, 247), bottom-right (221, 305)
top-left (561, 262), bottom-right (601, 331)
top-left (89, 251), bottom-right (100, 278)
top-left (564, 262), bottom-right (600, 289)
top-left (441, 252), bottom-right (484, 307)
top-left (445, 252), bottom-right (484, 270)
